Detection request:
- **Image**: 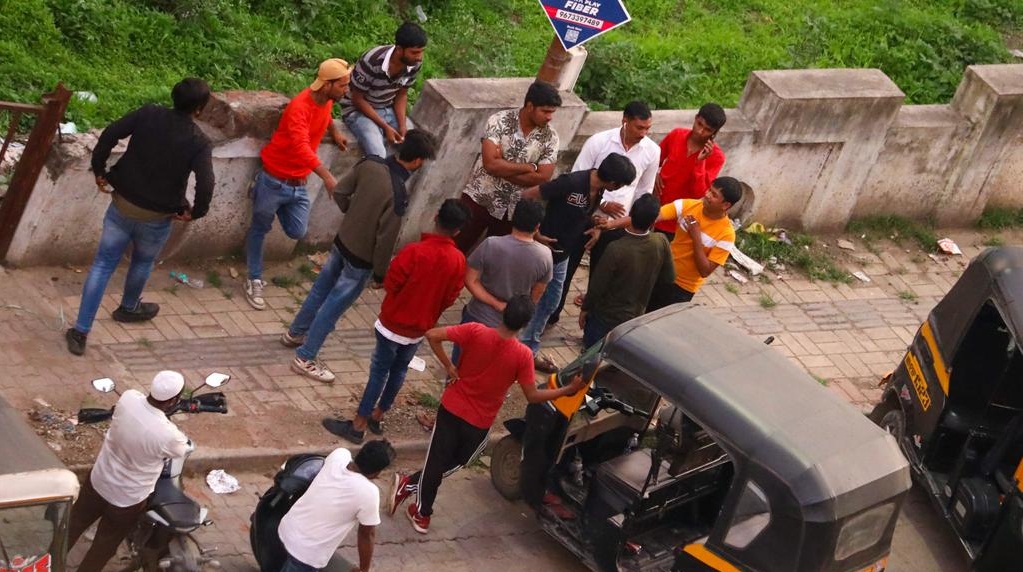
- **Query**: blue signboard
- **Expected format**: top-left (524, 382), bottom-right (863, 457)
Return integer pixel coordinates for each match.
top-left (538, 0), bottom-right (632, 50)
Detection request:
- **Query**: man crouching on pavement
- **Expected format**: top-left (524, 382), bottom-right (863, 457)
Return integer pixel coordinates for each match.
top-left (277, 441), bottom-right (396, 572)
top-left (68, 371), bottom-right (190, 572)
top-left (387, 295), bottom-right (586, 534)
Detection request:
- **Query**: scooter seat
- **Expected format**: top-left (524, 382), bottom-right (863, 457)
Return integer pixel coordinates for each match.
top-left (150, 478), bottom-right (200, 529)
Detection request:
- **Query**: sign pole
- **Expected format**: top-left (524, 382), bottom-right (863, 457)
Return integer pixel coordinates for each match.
top-left (536, 36), bottom-right (572, 86)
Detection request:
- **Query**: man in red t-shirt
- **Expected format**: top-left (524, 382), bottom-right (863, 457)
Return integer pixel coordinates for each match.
top-left (323, 199), bottom-right (471, 444)
top-left (387, 296), bottom-right (586, 534)
top-left (244, 58), bottom-right (352, 311)
top-left (654, 103), bottom-right (726, 237)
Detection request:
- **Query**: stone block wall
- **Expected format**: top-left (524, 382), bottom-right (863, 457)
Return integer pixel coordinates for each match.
top-left (6, 65), bottom-right (1022, 266)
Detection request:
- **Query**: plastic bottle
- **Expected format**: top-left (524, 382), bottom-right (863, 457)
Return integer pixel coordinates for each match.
top-left (169, 271), bottom-right (204, 289)
top-left (570, 452), bottom-right (584, 487)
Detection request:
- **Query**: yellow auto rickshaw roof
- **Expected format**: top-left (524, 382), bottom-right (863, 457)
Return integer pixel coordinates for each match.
top-left (0, 396), bottom-right (80, 505)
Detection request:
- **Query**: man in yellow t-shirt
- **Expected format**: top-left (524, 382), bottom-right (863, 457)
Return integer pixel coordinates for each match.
top-left (647, 176), bottom-right (741, 310)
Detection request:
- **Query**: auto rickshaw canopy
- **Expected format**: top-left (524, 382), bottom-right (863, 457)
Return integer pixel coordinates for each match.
top-left (0, 395), bottom-right (79, 506)
top-left (601, 305), bottom-right (910, 522)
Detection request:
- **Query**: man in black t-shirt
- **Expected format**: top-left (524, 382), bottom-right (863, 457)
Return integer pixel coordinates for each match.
top-left (519, 153), bottom-right (636, 372)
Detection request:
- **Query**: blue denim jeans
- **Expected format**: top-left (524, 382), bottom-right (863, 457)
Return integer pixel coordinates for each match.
top-left (280, 554), bottom-right (319, 572)
top-left (449, 305), bottom-right (482, 367)
top-left (289, 246), bottom-right (371, 361)
top-left (520, 258), bottom-right (569, 354)
top-left (245, 170), bottom-right (311, 280)
top-left (358, 330), bottom-right (421, 417)
top-left (343, 107), bottom-right (413, 159)
top-left (74, 203), bottom-right (172, 334)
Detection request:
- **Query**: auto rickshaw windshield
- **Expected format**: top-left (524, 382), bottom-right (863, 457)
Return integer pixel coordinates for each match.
top-left (0, 500), bottom-right (68, 572)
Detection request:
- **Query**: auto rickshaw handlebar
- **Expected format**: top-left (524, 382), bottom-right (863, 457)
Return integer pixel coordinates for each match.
top-left (76, 393), bottom-right (228, 424)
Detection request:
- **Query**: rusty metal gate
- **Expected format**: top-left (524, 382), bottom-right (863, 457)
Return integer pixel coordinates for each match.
top-left (0, 83), bottom-right (71, 262)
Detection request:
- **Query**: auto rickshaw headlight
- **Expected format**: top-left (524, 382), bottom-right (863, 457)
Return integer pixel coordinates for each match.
top-left (835, 503), bottom-right (897, 560)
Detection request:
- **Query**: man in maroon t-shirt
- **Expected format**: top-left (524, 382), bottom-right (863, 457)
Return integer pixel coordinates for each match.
top-left (386, 296), bottom-right (585, 534)
top-left (654, 103), bottom-right (726, 237)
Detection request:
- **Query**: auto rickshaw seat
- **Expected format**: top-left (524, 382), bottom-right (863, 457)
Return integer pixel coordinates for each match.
top-left (150, 478), bottom-right (200, 529)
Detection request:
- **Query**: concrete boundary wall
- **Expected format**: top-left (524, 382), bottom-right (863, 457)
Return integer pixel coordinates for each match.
top-left (6, 65), bottom-right (1022, 266)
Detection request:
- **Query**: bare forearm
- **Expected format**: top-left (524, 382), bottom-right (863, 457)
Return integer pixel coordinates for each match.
top-left (352, 93), bottom-right (388, 129)
top-left (427, 336), bottom-right (454, 370)
top-left (526, 384), bottom-right (576, 403)
top-left (357, 527), bottom-right (375, 571)
top-left (692, 247), bottom-right (715, 277)
top-left (466, 279), bottom-right (504, 310)
top-left (394, 91), bottom-right (409, 129)
top-left (484, 158), bottom-right (534, 179)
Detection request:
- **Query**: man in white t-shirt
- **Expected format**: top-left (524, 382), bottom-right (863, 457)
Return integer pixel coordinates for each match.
top-left (549, 100), bottom-right (659, 325)
top-left (68, 371), bottom-right (190, 572)
top-left (278, 441), bottom-right (396, 572)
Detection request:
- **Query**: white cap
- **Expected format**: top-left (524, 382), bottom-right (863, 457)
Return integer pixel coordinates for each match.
top-left (151, 371), bottom-right (185, 401)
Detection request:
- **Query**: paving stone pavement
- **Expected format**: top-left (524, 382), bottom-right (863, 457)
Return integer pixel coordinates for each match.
top-left (4, 233), bottom-right (1000, 571)
top-left (0, 237), bottom-right (985, 453)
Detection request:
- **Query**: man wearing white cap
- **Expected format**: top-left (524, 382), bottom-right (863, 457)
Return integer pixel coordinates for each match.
top-left (244, 58), bottom-right (353, 311)
top-left (67, 371), bottom-right (190, 572)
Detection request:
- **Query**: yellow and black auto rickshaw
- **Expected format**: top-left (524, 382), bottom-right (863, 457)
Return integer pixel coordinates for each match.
top-left (0, 395), bottom-right (80, 572)
top-left (492, 305), bottom-right (910, 572)
top-left (870, 246), bottom-right (1023, 570)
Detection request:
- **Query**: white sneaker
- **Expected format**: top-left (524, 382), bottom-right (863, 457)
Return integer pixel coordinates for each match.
top-left (291, 357), bottom-right (336, 383)
top-left (245, 279), bottom-right (266, 310)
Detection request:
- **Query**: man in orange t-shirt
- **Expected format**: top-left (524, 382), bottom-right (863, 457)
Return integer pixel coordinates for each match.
top-left (244, 58), bottom-right (352, 311)
top-left (653, 103), bottom-right (726, 237)
top-left (647, 176), bottom-right (742, 310)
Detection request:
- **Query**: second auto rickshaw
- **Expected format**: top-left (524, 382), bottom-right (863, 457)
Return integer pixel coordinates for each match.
top-left (492, 304), bottom-right (910, 572)
top-left (870, 246), bottom-right (1023, 570)
top-left (0, 395), bottom-right (79, 572)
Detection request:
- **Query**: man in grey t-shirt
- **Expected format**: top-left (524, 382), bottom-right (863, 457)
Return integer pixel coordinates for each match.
top-left (452, 200), bottom-right (551, 364)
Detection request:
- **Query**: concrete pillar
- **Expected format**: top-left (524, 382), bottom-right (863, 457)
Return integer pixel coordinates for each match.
top-left (738, 69), bottom-right (904, 231)
top-left (399, 77), bottom-right (588, 248)
top-left (935, 65), bottom-right (1023, 225)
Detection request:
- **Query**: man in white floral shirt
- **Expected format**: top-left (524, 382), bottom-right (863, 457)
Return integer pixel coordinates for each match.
top-left (455, 82), bottom-right (561, 253)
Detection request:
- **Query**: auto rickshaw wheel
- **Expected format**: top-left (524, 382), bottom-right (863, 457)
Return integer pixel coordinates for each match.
top-left (880, 408), bottom-right (906, 444)
top-left (491, 434), bottom-right (523, 501)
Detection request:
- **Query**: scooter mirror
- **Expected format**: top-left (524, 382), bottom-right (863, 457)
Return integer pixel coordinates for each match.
top-left (91, 378), bottom-right (116, 393)
top-left (204, 373), bottom-right (230, 388)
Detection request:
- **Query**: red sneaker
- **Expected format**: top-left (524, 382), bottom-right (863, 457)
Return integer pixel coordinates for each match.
top-left (407, 503), bottom-right (430, 534)
top-left (389, 473), bottom-right (412, 517)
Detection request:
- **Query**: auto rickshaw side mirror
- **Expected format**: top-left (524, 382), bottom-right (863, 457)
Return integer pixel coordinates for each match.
top-left (91, 378), bottom-right (116, 393)
top-left (204, 372), bottom-right (230, 388)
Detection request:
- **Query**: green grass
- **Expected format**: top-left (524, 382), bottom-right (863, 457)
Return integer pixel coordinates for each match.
top-left (205, 270), bottom-right (222, 288)
top-left (271, 275), bottom-right (298, 288)
top-left (847, 215), bottom-right (938, 252)
top-left (984, 236), bottom-right (1005, 247)
top-left (978, 207), bottom-right (1023, 229)
top-left (725, 283), bottom-right (740, 295)
top-left (898, 290), bottom-right (918, 302)
top-left (737, 230), bottom-right (851, 283)
top-left (297, 262), bottom-right (317, 282)
top-left (813, 375), bottom-right (829, 387)
top-left (758, 292), bottom-right (777, 309)
top-left (0, 0), bottom-right (1016, 128)
top-left (415, 390), bottom-right (441, 409)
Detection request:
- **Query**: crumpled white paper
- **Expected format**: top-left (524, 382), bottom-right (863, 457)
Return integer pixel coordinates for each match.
top-left (206, 469), bottom-right (240, 494)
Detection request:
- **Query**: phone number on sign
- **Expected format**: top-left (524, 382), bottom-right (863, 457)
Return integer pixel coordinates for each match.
top-left (555, 9), bottom-right (604, 29)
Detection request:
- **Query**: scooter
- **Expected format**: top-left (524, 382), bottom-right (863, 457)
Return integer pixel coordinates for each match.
top-left (77, 373), bottom-right (231, 572)
top-left (249, 454), bottom-right (355, 572)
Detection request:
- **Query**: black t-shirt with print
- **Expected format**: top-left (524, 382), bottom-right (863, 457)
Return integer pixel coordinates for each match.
top-left (538, 169), bottom-right (597, 263)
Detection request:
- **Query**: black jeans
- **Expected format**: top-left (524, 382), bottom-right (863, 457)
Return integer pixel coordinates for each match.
top-left (406, 405), bottom-right (490, 516)
top-left (647, 282), bottom-right (695, 312)
top-left (520, 403), bottom-right (570, 508)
